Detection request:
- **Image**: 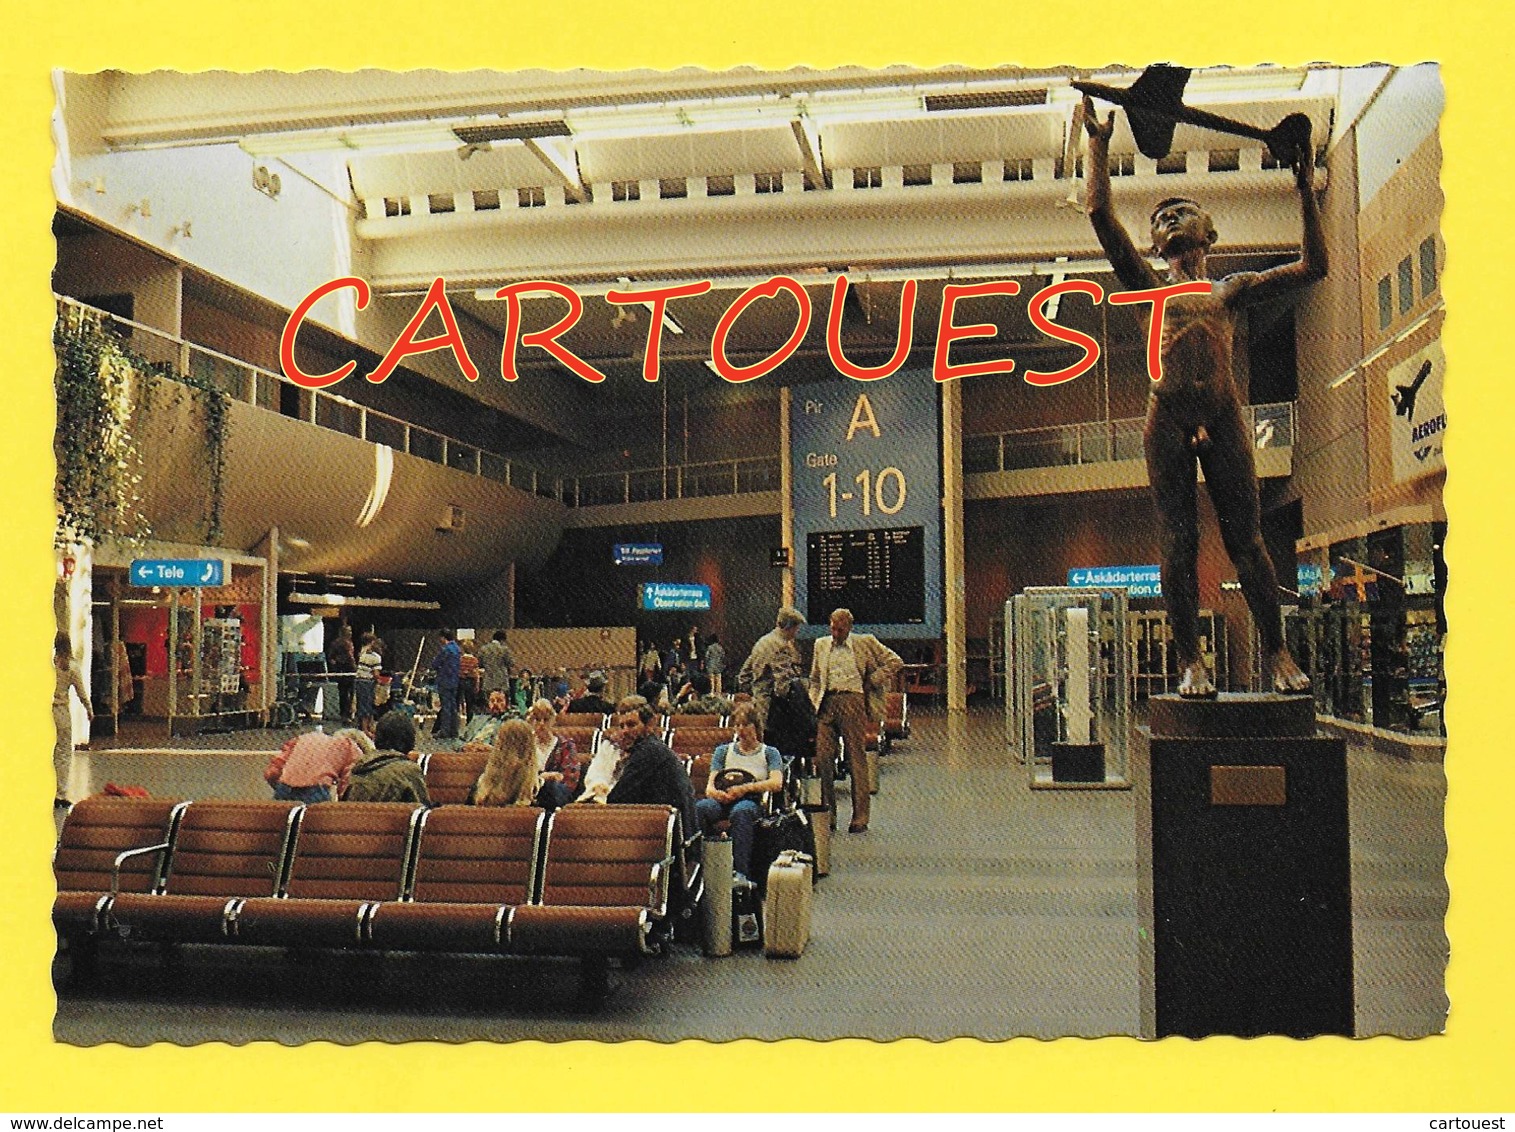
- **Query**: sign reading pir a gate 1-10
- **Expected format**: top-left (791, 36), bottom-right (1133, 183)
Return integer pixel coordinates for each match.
top-left (790, 374), bottom-right (942, 639)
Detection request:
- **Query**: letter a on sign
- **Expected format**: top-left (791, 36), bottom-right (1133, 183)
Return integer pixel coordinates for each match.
top-left (845, 393), bottom-right (882, 441)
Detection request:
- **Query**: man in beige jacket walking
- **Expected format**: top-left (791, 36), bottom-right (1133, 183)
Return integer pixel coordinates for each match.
top-left (809, 608), bottom-right (902, 832)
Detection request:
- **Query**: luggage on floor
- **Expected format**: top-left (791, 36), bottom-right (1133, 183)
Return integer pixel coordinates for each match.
top-left (732, 876), bottom-right (763, 949)
top-left (806, 804), bottom-right (831, 877)
top-left (763, 850), bottom-right (813, 958)
top-left (751, 808), bottom-right (817, 894)
top-left (701, 835), bottom-right (734, 957)
top-left (798, 775), bottom-right (823, 809)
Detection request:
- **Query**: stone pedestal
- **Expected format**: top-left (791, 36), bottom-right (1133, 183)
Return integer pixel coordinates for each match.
top-left (1136, 693), bottom-right (1353, 1038)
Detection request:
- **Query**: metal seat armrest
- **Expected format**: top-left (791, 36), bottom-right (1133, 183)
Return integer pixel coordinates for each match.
top-left (111, 842), bottom-right (170, 895)
top-left (648, 853), bottom-right (678, 919)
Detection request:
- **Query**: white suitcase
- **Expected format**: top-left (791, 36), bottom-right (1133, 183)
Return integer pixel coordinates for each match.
top-left (763, 850), bottom-right (813, 958)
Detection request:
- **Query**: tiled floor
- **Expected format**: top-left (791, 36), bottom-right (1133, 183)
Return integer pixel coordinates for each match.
top-left (53, 706), bottom-right (1448, 1045)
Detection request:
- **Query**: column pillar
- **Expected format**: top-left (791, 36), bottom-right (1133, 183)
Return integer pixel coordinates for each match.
top-left (942, 380), bottom-right (967, 711)
top-left (780, 387), bottom-right (795, 610)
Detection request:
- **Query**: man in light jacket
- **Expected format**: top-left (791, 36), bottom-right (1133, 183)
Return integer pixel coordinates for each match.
top-left (809, 608), bottom-right (902, 833)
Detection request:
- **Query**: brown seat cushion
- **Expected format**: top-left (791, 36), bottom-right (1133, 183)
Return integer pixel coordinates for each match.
top-left (367, 901), bottom-right (507, 953)
top-left (232, 897), bottom-right (369, 948)
top-left (108, 893), bottom-right (240, 943)
top-left (423, 752), bottom-right (490, 806)
top-left (508, 905), bottom-right (650, 955)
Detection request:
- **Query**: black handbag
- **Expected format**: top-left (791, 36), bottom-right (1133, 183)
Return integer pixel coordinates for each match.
top-left (713, 767), bottom-right (757, 792)
top-left (751, 808), bottom-right (817, 893)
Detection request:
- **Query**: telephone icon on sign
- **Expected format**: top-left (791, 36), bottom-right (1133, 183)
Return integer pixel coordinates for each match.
top-left (201, 562), bottom-right (217, 583)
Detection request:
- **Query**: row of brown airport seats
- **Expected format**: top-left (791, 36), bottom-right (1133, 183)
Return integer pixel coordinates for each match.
top-left (53, 796), bottom-right (692, 1002)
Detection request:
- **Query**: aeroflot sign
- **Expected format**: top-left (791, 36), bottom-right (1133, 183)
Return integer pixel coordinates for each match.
top-left (279, 275), bottom-right (1210, 391)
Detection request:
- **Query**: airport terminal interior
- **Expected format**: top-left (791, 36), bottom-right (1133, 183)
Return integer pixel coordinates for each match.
top-left (48, 63), bottom-right (1448, 1042)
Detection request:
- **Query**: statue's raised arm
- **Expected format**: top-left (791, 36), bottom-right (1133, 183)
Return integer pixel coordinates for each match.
top-left (1222, 142), bottom-right (1329, 307)
top-left (1081, 95), bottom-right (1162, 294)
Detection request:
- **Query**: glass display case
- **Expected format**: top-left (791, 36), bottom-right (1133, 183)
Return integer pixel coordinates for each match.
top-left (1007, 587), bottom-right (1132, 789)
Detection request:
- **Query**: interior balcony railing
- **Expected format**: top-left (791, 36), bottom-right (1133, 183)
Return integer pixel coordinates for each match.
top-left (55, 295), bottom-right (563, 502)
top-left (963, 402), bottom-right (1295, 475)
top-left (567, 456), bottom-right (783, 508)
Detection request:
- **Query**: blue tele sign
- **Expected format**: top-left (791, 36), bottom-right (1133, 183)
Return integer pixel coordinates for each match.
top-left (1297, 563), bottom-right (1325, 597)
top-left (640, 582), bottom-right (711, 611)
top-left (130, 558), bottom-right (226, 587)
top-left (1067, 564), bottom-right (1162, 597)
top-left (614, 542), bottom-right (664, 566)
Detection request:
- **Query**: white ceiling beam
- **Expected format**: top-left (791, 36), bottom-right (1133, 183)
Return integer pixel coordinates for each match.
top-left (90, 66), bottom-right (1038, 149)
top-left (360, 172), bottom-right (1307, 292)
top-left (523, 137), bottom-right (588, 203)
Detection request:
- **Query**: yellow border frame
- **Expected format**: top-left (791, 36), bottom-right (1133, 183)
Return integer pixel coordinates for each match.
top-left (3, 0), bottom-right (1509, 1112)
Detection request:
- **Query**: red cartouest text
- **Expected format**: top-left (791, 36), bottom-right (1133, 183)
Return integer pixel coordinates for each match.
top-left (279, 275), bottom-right (1211, 389)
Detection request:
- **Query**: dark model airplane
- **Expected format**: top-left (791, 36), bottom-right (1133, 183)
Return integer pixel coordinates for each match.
top-left (1392, 359), bottom-right (1433, 419)
top-left (1072, 65), bottom-right (1314, 163)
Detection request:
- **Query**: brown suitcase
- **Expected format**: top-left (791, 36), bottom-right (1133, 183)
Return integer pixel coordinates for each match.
top-left (763, 850), bottom-right (813, 958)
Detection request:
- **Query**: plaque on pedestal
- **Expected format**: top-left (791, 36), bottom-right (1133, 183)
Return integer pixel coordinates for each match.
top-left (1136, 693), bottom-right (1353, 1038)
top-left (1051, 742), bottom-right (1106, 783)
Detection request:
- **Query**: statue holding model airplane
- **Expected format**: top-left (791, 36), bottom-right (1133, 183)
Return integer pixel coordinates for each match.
top-left (1075, 66), bottom-right (1326, 697)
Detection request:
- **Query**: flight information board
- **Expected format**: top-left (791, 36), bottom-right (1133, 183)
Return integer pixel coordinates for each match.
top-left (790, 373), bottom-right (941, 639)
top-left (806, 527), bottom-right (925, 625)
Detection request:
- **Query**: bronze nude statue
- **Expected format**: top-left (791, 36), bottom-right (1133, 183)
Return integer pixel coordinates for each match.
top-left (1081, 93), bottom-right (1325, 697)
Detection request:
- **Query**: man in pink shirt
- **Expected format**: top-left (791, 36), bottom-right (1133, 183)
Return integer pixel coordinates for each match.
top-left (263, 730), bottom-right (362, 803)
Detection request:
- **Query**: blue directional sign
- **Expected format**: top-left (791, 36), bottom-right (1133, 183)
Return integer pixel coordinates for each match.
top-left (614, 542), bottom-right (664, 566)
top-left (1068, 564), bottom-right (1162, 597)
top-left (639, 582), bottom-right (711, 611)
top-left (130, 558), bottom-right (226, 587)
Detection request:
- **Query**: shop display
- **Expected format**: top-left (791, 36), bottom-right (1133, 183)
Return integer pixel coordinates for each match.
top-left (1007, 587), bottom-right (1132, 788)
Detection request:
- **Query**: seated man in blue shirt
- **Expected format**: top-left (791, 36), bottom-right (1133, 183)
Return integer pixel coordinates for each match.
top-left (452, 689), bottom-right (516, 752)
top-left (694, 702), bottom-right (784, 884)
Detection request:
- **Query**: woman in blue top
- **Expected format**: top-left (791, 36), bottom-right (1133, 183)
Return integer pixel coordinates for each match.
top-left (695, 701), bottom-right (784, 884)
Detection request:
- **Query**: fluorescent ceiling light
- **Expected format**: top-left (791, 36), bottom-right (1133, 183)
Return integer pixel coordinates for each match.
top-left (287, 592), bottom-right (442, 611)
top-left (455, 119), bottom-right (571, 144)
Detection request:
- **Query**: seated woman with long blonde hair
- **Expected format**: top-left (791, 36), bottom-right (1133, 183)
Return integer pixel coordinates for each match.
top-left (526, 698), bottom-right (580, 811)
top-left (467, 718), bottom-right (539, 806)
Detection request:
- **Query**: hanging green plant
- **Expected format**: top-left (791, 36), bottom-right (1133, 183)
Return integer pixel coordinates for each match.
top-left (53, 303), bottom-right (231, 548)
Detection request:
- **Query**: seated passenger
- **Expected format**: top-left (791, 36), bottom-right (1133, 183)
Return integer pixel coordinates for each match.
top-left (637, 678), bottom-right (670, 714)
top-left (341, 716), bottom-right (430, 804)
top-left (566, 671), bottom-right (616, 717)
top-left (673, 672), bottom-right (733, 718)
top-left (525, 698), bottom-right (580, 811)
top-left (467, 718), bottom-right (538, 807)
top-left (549, 667), bottom-right (571, 712)
top-left (453, 689), bottom-right (516, 752)
top-left (694, 702), bottom-right (783, 884)
top-left (605, 695), bottom-right (697, 834)
top-left (263, 728), bottom-right (363, 803)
